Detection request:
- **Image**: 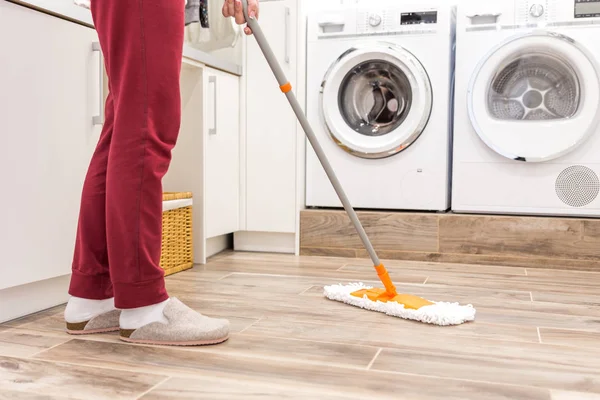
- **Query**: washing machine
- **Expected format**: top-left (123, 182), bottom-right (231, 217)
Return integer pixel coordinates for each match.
top-left (452, 0), bottom-right (600, 216)
top-left (304, 2), bottom-right (456, 211)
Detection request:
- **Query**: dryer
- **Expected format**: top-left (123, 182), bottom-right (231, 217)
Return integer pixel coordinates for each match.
top-left (452, 0), bottom-right (600, 216)
top-left (305, 2), bottom-right (456, 211)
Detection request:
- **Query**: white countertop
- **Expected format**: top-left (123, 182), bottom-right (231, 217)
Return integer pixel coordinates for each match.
top-left (8, 0), bottom-right (243, 76)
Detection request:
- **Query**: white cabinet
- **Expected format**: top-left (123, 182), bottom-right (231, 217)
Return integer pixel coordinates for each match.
top-left (0, 1), bottom-right (102, 320)
top-left (0, 1), bottom-right (102, 290)
top-left (204, 67), bottom-right (241, 239)
top-left (164, 62), bottom-right (241, 264)
top-left (243, 0), bottom-right (299, 234)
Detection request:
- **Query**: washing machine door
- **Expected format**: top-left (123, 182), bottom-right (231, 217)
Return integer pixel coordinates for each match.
top-left (320, 43), bottom-right (433, 159)
top-left (468, 31), bottom-right (600, 162)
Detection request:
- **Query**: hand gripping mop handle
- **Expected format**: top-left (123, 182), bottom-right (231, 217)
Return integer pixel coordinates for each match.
top-left (241, 0), bottom-right (397, 297)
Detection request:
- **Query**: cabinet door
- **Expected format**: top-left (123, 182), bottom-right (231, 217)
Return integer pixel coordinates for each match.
top-left (162, 62), bottom-right (206, 263)
top-left (204, 67), bottom-right (241, 238)
top-left (0, 2), bottom-right (102, 289)
top-left (245, 0), bottom-right (298, 233)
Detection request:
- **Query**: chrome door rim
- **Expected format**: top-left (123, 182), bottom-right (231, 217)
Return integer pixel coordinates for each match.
top-left (319, 43), bottom-right (433, 159)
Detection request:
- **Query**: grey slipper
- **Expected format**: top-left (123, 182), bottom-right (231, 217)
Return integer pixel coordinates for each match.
top-left (119, 298), bottom-right (230, 346)
top-left (66, 310), bottom-right (121, 335)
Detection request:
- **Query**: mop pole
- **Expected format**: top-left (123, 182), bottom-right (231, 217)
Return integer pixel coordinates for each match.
top-left (240, 0), bottom-right (397, 296)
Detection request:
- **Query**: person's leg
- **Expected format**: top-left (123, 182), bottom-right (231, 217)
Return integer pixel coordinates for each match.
top-left (68, 0), bottom-right (229, 345)
top-left (65, 93), bottom-right (121, 334)
top-left (93, 0), bottom-right (181, 310)
top-left (68, 93), bottom-right (114, 301)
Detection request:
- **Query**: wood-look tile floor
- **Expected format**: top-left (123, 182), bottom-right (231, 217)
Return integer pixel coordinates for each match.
top-left (2, 251), bottom-right (600, 399)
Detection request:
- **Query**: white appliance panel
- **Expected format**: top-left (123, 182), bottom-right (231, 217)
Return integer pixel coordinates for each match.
top-left (306, 2), bottom-right (456, 211)
top-left (452, 0), bottom-right (600, 216)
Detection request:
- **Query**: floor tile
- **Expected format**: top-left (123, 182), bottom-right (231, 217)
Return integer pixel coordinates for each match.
top-left (0, 355), bottom-right (166, 400)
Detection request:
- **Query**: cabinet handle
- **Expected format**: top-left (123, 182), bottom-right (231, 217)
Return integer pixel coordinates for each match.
top-left (284, 7), bottom-right (290, 64)
top-left (209, 75), bottom-right (217, 135)
top-left (92, 42), bottom-right (104, 125)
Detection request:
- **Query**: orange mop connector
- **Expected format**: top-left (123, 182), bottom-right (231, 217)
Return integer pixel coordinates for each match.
top-left (350, 264), bottom-right (434, 310)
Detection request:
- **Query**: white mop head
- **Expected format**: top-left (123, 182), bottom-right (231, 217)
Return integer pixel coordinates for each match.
top-left (323, 282), bottom-right (476, 326)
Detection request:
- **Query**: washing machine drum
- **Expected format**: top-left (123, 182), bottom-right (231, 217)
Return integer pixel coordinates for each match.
top-left (469, 32), bottom-right (600, 162)
top-left (320, 43), bottom-right (433, 159)
top-left (488, 53), bottom-right (580, 121)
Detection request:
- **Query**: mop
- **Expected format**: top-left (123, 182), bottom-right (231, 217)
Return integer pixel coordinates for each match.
top-left (240, 0), bottom-right (475, 326)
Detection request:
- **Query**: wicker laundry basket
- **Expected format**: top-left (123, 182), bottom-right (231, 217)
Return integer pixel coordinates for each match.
top-left (160, 192), bottom-right (194, 276)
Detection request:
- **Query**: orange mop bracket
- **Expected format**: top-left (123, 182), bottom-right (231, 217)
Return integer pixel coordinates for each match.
top-left (350, 264), bottom-right (434, 310)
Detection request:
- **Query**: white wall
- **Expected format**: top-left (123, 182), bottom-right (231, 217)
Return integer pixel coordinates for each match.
top-left (303, 0), bottom-right (343, 13)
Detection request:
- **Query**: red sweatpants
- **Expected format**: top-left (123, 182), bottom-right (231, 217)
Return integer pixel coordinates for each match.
top-left (69, 0), bottom-right (185, 309)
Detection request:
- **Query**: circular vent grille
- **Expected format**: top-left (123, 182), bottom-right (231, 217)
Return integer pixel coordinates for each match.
top-left (555, 166), bottom-right (600, 207)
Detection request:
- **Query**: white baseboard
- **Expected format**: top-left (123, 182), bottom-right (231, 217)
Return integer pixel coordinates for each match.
top-left (0, 274), bottom-right (70, 324)
top-left (233, 231), bottom-right (295, 254)
top-left (206, 234), bottom-right (233, 258)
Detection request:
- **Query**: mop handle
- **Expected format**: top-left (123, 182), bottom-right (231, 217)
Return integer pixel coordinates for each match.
top-left (240, 0), bottom-right (397, 296)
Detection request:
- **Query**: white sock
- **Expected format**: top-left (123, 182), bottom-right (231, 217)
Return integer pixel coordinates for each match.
top-left (64, 296), bottom-right (116, 323)
top-left (119, 298), bottom-right (170, 329)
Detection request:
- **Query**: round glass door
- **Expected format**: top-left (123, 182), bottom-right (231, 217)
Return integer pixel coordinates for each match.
top-left (320, 43), bottom-right (433, 159)
top-left (468, 32), bottom-right (600, 162)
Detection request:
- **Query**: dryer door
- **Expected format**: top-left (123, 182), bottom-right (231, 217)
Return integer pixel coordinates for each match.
top-left (468, 31), bottom-right (600, 162)
top-left (320, 43), bottom-right (433, 159)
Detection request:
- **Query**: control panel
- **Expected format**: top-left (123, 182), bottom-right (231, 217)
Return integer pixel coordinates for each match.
top-left (401, 11), bottom-right (438, 25)
top-left (356, 10), bottom-right (394, 33)
top-left (575, 0), bottom-right (600, 18)
top-left (516, 0), bottom-right (558, 24)
top-left (356, 8), bottom-right (438, 34)
top-left (462, 0), bottom-right (599, 27)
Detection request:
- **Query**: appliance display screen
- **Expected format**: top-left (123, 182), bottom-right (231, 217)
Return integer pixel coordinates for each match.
top-left (400, 11), bottom-right (437, 25)
top-left (575, 0), bottom-right (600, 18)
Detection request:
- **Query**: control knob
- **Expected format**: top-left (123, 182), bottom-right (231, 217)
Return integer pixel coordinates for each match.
top-left (529, 3), bottom-right (544, 18)
top-left (369, 13), bottom-right (382, 27)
